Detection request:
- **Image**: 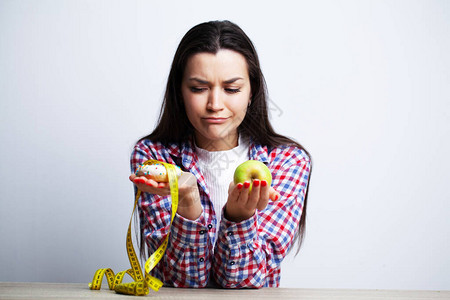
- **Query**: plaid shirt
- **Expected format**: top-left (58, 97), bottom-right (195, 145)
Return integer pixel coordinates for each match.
top-left (130, 137), bottom-right (310, 288)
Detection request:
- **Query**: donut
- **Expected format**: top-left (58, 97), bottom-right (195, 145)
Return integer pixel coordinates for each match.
top-left (135, 162), bottom-right (182, 182)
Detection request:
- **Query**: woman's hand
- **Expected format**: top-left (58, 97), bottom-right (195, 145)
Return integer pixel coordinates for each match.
top-left (224, 179), bottom-right (280, 223)
top-left (129, 171), bottom-right (202, 220)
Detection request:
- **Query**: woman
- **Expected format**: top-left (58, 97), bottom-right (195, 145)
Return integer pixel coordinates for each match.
top-left (129, 20), bottom-right (311, 288)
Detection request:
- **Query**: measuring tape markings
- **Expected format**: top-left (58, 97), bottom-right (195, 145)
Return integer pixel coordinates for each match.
top-left (89, 160), bottom-right (179, 296)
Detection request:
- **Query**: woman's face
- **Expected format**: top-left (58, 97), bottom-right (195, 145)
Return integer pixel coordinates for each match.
top-left (181, 49), bottom-right (251, 151)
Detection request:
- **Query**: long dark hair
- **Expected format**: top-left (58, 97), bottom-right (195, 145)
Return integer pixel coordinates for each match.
top-left (141, 20), bottom-right (312, 255)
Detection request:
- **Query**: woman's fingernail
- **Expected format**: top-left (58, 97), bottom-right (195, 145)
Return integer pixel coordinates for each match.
top-left (261, 180), bottom-right (267, 187)
top-left (237, 183), bottom-right (243, 190)
top-left (275, 194), bottom-right (279, 201)
top-left (253, 180), bottom-right (260, 187)
top-left (244, 182), bottom-right (250, 188)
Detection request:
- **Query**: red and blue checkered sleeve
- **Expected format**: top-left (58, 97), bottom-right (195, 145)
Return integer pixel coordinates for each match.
top-left (131, 140), bottom-right (211, 287)
top-left (212, 146), bottom-right (311, 288)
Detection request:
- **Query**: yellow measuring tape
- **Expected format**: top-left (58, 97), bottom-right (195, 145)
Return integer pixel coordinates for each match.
top-left (89, 160), bottom-right (178, 296)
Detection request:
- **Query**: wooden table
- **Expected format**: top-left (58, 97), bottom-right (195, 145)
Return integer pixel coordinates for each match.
top-left (0, 282), bottom-right (448, 299)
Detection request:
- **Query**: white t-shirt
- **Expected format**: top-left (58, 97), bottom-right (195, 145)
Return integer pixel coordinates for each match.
top-left (194, 135), bottom-right (249, 238)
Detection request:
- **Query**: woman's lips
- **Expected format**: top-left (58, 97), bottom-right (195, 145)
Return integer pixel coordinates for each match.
top-left (202, 117), bottom-right (229, 124)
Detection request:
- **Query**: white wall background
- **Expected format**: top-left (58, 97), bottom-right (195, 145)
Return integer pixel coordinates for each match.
top-left (1, 0), bottom-right (449, 291)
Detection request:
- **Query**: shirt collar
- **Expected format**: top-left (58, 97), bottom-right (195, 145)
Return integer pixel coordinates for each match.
top-left (167, 137), bottom-right (197, 170)
top-left (248, 139), bottom-right (269, 163)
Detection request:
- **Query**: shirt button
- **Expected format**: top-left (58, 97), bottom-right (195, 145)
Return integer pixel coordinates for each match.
top-left (199, 258), bottom-right (204, 262)
top-left (227, 232), bottom-right (233, 236)
top-left (199, 230), bottom-right (206, 234)
top-left (207, 224), bottom-right (213, 229)
top-left (229, 261), bottom-right (235, 265)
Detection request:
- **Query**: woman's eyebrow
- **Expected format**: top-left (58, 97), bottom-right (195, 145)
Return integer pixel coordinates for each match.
top-left (223, 77), bottom-right (244, 84)
top-left (187, 77), bottom-right (244, 84)
top-left (188, 77), bottom-right (209, 84)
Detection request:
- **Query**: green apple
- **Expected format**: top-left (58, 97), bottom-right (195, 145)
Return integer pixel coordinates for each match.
top-left (233, 160), bottom-right (272, 192)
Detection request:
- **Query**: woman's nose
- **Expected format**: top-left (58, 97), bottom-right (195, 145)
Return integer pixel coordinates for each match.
top-left (207, 88), bottom-right (224, 111)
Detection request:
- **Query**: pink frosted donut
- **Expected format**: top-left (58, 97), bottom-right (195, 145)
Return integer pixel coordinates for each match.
top-left (135, 162), bottom-right (182, 182)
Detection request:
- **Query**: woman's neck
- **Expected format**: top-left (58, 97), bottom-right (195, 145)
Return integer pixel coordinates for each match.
top-left (194, 132), bottom-right (239, 151)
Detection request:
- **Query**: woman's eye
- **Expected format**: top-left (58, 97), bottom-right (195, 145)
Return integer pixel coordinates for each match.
top-left (225, 88), bottom-right (241, 94)
top-left (190, 87), bottom-right (206, 93)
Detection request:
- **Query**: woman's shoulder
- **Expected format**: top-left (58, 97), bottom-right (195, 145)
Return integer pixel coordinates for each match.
top-left (131, 138), bottom-right (160, 158)
top-left (131, 137), bottom-right (191, 161)
top-left (133, 137), bottom-right (165, 152)
top-left (267, 143), bottom-right (311, 166)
